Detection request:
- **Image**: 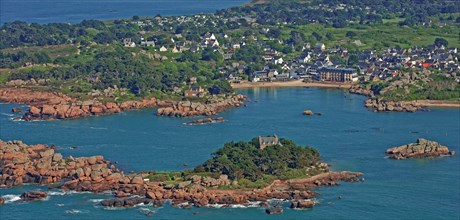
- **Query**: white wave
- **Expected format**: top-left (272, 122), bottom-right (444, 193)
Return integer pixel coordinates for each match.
top-left (65, 209), bottom-right (89, 214)
top-left (56, 203), bottom-right (65, 207)
top-left (229, 204), bottom-right (248, 208)
top-left (89, 126), bottom-right (108, 130)
top-left (207, 204), bottom-right (224, 208)
top-left (245, 201), bottom-right (262, 208)
top-left (48, 190), bottom-right (91, 196)
top-left (89, 199), bottom-right (105, 203)
top-left (2, 194), bottom-right (21, 203)
top-left (0, 113), bottom-right (15, 117)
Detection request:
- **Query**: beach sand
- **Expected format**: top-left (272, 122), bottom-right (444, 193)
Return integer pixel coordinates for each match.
top-left (231, 80), bottom-right (353, 89)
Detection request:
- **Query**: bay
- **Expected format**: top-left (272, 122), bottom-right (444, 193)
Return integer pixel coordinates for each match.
top-left (0, 87), bottom-right (459, 219)
top-left (0, 0), bottom-right (249, 24)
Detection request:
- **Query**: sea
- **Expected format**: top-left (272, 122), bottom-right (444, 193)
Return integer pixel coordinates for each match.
top-left (0, 0), bottom-right (249, 24)
top-left (0, 87), bottom-right (459, 219)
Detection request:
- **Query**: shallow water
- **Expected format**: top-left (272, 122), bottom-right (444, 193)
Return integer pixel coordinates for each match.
top-left (0, 0), bottom-right (249, 24)
top-left (0, 87), bottom-right (459, 219)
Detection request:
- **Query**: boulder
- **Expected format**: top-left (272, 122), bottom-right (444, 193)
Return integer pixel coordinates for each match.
top-left (20, 191), bottom-right (48, 202)
top-left (303, 110), bottom-right (314, 116)
top-left (52, 153), bottom-right (63, 162)
top-left (131, 175), bottom-right (144, 185)
top-left (29, 106), bottom-right (41, 116)
top-left (291, 200), bottom-right (314, 209)
top-left (266, 206), bottom-right (283, 215)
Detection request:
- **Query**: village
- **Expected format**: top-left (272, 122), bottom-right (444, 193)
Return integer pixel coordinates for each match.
top-left (110, 10), bottom-right (460, 89)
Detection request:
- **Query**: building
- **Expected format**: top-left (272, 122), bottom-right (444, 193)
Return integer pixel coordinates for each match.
top-left (123, 38), bottom-right (136, 47)
top-left (184, 85), bottom-right (206, 97)
top-left (317, 67), bottom-right (358, 82)
top-left (258, 134), bottom-right (281, 150)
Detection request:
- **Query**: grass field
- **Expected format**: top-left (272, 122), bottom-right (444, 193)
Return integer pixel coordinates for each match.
top-left (281, 22), bottom-right (459, 50)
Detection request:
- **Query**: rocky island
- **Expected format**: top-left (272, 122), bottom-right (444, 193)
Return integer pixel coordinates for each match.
top-left (0, 137), bottom-right (363, 213)
top-left (386, 138), bottom-right (455, 159)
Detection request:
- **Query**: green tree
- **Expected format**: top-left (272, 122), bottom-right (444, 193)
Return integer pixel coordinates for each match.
top-left (434, 38), bottom-right (448, 47)
top-left (346, 31), bottom-right (357, 39)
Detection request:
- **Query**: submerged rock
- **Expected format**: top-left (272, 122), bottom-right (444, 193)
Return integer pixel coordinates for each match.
top-left (290, 200), bottom-right (314, 209)
top-left (386, 138), bottom-right (454, 159)
top-left (266, 206), bottom-right (284, 215)
top-left (20, 191), bottom-right (48, 202)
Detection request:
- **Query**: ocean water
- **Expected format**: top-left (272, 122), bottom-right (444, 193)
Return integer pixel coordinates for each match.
top-left (0, 0), bottom-right (248, 24)
top-left (0, 87), bottom-right (459, 219)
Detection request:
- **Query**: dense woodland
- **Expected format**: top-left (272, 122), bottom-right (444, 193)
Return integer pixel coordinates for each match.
top-left (196, 138), bottom-right (321, 181)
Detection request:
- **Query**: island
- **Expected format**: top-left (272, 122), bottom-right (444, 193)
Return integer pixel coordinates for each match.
top-left (386, 138), bottom-right (455, 159)
top-left (0, 136), bottom-right (363, 213)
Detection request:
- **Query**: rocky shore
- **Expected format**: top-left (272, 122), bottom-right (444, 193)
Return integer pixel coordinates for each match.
top-left (386, 138), bottom-right (455, 159)
top-left (0, 140), bottom-right (363, 211)
top-left (349, 86), bottom-right (425, 112)
top-left (156, 94), bottom-right (247, 117)
top-left (0, 87), bottom-right (247, 121)
top-left (364, 98), bottom-right (424, 112)
top-left (0, 88), bottom-right (157, 120)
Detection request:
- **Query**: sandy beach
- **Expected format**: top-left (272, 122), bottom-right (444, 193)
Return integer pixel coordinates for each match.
top-left (231, 80), bottom-right (354, 89)
top-left (415, 100), bottom-right (460, 108)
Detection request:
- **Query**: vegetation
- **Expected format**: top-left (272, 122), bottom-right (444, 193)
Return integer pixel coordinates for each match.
top-left (364, 72), bottom-right (460, 101)
top-left (0, 0), bottom-right (458, 101)
top-left (195, 137), bottom-right (321, 181)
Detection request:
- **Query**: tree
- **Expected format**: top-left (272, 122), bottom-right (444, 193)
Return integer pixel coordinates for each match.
top-left (312, 32), bottom-right (322, 41)
top-left (434, 38), bottom-right (448, 47)
top-left (346, 31), bottom-right (357, 39)
top-left (94, 32), bottom-right (115, 44)
top-left (132, 15), bottom-right (140, 21)
top-left (208, 79), bottom-right (234, 95)
top-left (456, 16), bottom-right (460, 23)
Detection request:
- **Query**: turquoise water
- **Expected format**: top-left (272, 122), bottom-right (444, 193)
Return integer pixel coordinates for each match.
top-left (0, 0), bottom-right (248, 24)
top-left (0, 87), bottom-right (459, 219)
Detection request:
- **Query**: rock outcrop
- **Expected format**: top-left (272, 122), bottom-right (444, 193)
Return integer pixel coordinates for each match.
top-left (20, 191), bottom-right (48, 202)
top-left (1, 140), bottom-right (363, 210)
top-left (1, 88), bottom-right (247, 120)
top-left (386, 138), bottom-right (455, 159)
top-left (0, 140), bottom-right (123, 190)
top-left (265, 206), bottom-right (283, 214)
top-left (157, 94), bottom-right (247, 117)
top-left (0, 196), bottom-right (4, 205)
top-left (0, 87), bottom-right (157, 121)
top-left (365, 99), bottom-right (423, 112)
top-left (290, 200), bottom-right (314, 209)
top-left (22, 99), bottom-right (157, 121)
top-left (303, 110), bottom-right (314, 116)
top-left (349, 85), bottom-right (374, 97)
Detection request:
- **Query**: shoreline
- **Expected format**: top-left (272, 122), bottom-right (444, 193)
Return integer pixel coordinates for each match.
top-left (231, 80), bottom-right (353, 89)
top-left (232, 81), bottom-right (460, 109)
top-left (0, 140), bottom-right (363, 210)
top-left (413, 100), bottom-right (460, 108)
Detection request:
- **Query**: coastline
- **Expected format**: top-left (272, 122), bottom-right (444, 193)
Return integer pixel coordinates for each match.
top-left (0, 140), bottom-right (363, 210)
top-left (232, 81), bottom-right (460, 109)
top-left (231, 80), bottom-right (353, 89)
